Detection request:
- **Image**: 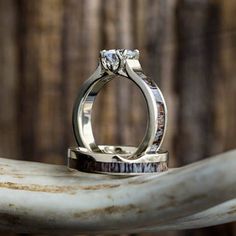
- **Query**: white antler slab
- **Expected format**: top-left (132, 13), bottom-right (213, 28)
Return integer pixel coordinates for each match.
top-left (0, 150), bottom-right (235, 234)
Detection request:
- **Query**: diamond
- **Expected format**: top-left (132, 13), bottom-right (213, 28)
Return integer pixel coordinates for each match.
top-left (127, 50), bottom-right (136, 58)
top-left (100, 49), bottom-right (139, 72)
top-left (125, 49), bottom-right (139, 59)
top-left (117, 49), bottom-right (139, 59)
top-left (101, 49), bottom-right (120, 71)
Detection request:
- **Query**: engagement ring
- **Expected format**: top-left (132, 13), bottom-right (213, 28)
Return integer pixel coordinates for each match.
top-left (72, 49), bottom-right (167, 161)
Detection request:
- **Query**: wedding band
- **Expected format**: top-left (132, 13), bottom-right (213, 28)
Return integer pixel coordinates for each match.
top-left (67, 146), bottom-right (168, 175)
top-left (72, 49), bottom-right (167, 161)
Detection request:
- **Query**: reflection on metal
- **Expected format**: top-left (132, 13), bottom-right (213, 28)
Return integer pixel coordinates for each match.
top-left (72, 49), bottom-right (168, 160)
top-left (0, 149), bottom-right (235, 234)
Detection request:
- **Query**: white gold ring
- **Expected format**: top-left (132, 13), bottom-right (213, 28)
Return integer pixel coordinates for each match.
top-left (72, 49), bottom-right (167, 161)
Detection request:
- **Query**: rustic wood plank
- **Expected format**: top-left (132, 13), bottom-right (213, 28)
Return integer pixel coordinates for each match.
top-left (175, 0), bottom-right (218, 165)
top-left (0, 0), bottom-right (19, 158)
top-left (94, 0), bottom-right (118, 145)
top-left (18, 0), bottom-right (64, 163)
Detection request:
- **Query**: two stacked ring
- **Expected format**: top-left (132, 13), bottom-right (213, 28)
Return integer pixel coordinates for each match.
top-left (68, 49), bottom-right (168, 175)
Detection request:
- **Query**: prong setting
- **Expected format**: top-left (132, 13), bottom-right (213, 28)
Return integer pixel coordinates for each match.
top-left (100, 49), bottom-right (139, 72)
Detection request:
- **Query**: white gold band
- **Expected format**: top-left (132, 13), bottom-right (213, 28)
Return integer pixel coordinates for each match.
top-left (68, 146), bottom-right (168, 175)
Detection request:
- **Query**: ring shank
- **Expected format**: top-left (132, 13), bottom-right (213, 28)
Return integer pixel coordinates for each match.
top-left (73, 60), bottom-right (167, 160)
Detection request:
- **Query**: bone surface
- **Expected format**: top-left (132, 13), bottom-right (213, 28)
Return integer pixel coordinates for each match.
top-left (0, 150), bottom-right (235, 234)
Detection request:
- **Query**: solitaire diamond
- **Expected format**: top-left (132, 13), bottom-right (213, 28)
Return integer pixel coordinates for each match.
top-left (101, 49), bottom-right (120, 71)
top-left (101, 49), bottom-right (139, 72)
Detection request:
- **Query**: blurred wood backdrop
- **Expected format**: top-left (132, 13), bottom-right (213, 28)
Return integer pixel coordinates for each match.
top-left (0, 0), bottom-right (236, 235)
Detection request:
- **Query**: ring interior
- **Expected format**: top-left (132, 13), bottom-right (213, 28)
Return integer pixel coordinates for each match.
top-left (79, 74), bottom-right (151, 157)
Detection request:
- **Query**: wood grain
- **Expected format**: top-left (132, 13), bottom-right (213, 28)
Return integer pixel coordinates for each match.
top-left (0, 0), bottom-right (18, 158)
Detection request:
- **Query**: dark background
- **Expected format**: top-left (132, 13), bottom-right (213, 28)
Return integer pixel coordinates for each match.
top-left (0, 0), bottom-right (235, 235)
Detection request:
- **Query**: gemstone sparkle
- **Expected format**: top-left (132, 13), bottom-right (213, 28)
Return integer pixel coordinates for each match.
top-left (101, 49), bottom-right (139, 72)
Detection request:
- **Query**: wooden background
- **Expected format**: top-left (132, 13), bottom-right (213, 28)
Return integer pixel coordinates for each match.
top-left (0, 0), bottom-right (236, 235)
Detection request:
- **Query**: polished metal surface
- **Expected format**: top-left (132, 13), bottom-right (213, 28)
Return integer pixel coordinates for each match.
top-left (72, 49), bottom-right (167, 161)
top-left (68, 146), bottom-right (168, 163)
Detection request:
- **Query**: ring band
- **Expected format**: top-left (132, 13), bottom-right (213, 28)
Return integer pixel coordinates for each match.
top-left (67, 146), bottom-right (168, 175)
top-left (72, 49), bottom-right (167, 161)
